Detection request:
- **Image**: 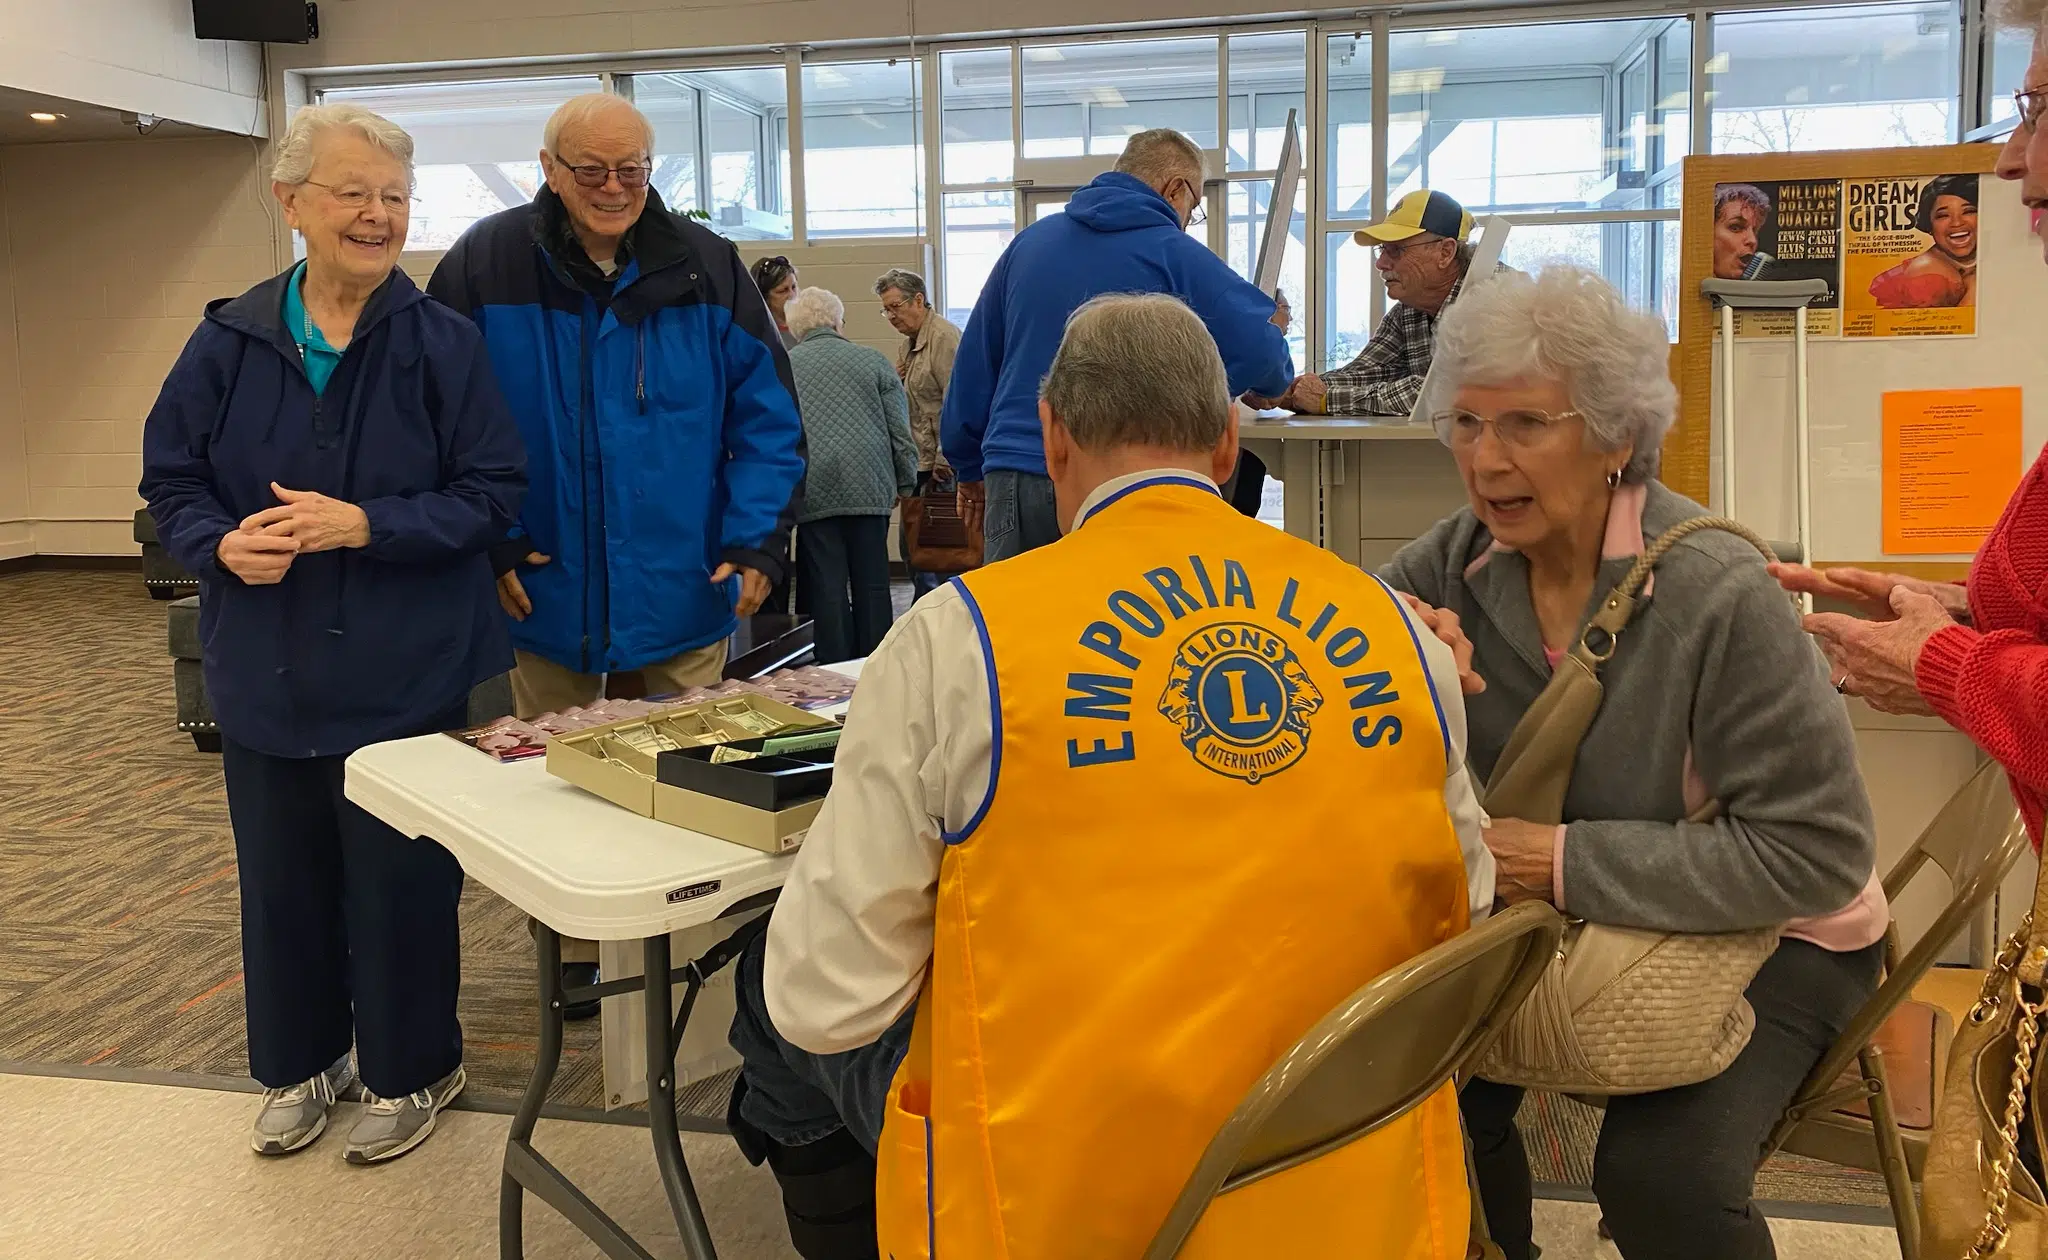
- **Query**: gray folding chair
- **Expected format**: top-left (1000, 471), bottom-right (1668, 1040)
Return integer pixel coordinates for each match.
top-left (1144, 902), bottom-right (1565, 1259)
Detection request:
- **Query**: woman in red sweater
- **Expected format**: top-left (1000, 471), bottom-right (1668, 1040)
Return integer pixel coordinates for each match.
top-left (1774, 15), bottom-right (2048, 850)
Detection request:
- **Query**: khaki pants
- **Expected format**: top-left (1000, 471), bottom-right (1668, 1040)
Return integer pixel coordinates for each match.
top-left (516, 642), bottom-right (729, 965)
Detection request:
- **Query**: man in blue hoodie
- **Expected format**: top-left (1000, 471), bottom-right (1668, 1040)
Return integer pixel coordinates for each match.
top-left (940, 128), bottom-right (1294, 563)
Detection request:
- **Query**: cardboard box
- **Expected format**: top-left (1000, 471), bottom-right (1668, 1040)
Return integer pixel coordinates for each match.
top-left (546, 695), bottom-right (834, 827)
top-left (653, 783), bottom-right (824, 854)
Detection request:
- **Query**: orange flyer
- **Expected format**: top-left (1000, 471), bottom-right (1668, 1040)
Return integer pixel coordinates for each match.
top-left (1882, 387), bottom-right (2024, 555)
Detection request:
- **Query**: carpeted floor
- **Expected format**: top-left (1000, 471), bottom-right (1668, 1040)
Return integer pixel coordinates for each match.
top-left (0, 568), bottom-right (1886, 1209)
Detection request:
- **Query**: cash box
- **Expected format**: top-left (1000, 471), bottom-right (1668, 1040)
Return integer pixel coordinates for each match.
top-left (546, 695), bottom-right (838, 853)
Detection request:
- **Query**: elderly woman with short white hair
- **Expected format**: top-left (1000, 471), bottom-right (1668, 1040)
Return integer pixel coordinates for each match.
top-left (784, 286), bottom-right (918, 663)
top-left (1382, 266), bottom-right (1884, 1260)
top-left (140, 103), bottom-right (525, 1163)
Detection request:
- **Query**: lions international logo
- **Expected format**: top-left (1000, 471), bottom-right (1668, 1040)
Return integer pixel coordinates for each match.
top-left (1158, 622), bottom-right (1323, 783)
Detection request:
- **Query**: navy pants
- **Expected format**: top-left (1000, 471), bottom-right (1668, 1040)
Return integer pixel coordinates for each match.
top-left (982, 469), bottom-right (1061, 564)
top-left (797, 515), bottom-right (894, 666)
top-left (727, 928), bottom-right (913, 1156)
top-left (222, 721), bottom-right (466, 1099)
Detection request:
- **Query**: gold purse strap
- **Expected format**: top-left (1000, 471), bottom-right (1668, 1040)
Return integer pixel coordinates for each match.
top-left (1564, 516), bottom-right (1779, 679)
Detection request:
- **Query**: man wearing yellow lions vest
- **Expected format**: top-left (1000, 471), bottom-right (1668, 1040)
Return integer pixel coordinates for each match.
top-left (725, 293), bottom-right (1495, 1259)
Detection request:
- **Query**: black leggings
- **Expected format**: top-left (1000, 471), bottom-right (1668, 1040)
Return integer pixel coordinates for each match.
top-left (1463, 938), bottom-right (1882, 1260)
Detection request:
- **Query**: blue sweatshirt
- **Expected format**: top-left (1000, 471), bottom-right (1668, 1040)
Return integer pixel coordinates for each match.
top-left (939, 172), bottom-right (1294, 481)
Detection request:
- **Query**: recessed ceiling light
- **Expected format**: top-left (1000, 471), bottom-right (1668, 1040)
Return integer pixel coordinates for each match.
top-left (28, 112), bottom-right (62, 123)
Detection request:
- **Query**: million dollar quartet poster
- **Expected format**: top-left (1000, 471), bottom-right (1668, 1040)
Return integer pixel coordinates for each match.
top-left (1842, 174), bottom-right (1979, 338)
top-left (1710, 179), bottom-right (1842, 337)
top-left (1706, 173), bottom-right (1980, 340)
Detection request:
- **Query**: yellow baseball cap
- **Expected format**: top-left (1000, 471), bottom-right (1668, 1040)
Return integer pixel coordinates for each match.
top-left (1353, 190), bottom-right (1474, 246)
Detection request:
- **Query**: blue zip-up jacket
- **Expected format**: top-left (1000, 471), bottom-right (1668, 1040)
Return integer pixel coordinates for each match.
top-left (428, 188), bottom-right (806, 674)
top-left (138, 268), bottom-right (527, 759)
top-left (939, 172), bottom-right (1294, 482)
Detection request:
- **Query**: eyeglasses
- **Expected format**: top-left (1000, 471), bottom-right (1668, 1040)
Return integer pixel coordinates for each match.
top-left (303, 181), bottom-right (412, 213)
top-left (880, 298), bottom-right (920, 316)
top-left (2017, 82), bottom-right (2047, 132)
top-left (1375, 235), bottom-right (1448, 263)
top-left (562, 161), bottom-right (651, 189)
top-left (1431, 407), bottom-right (1582, 449)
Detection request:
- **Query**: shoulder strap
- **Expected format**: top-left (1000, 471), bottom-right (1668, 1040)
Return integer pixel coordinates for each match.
top-left (1481, 516), bottom-right (1777, 823)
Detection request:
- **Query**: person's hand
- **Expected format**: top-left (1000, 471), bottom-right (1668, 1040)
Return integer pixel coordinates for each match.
top-left (1284, 373), bottom-right (1328, 415)
top-left (1396, 592), bottom-right (1485, 695)
top-left (1801, 586), bottom-right (1957, 716)
top-left (217, 528), bottom-right (299, 585)
top-left (497, 552), bottom-right (550, 621)
top-left (1240, 390), bottom-right (1285, 411)
top-left (1483, 818), bottom-right (1557, 905)
top-left (958, 480), bottom-right (986, 538)
top-left (243, 482), bottom-right (370, 553)
top-left (713, 563), bottom-right (772, 617)
top-left (1769, 563), bottom-right (1971, 623)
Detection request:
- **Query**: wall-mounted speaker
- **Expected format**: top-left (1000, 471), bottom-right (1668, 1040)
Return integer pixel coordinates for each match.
top-left (193, 0), bottom-right (317, 43)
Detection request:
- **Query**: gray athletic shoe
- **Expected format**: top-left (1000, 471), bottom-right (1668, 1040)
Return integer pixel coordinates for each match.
top-left (343, 1065), bottom-right (466, 1165)
top-left (251, 1052), bottom-right (356, 1156)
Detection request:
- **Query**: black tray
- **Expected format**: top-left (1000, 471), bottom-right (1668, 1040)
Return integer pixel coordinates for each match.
top-left (656, 739), bottom-right (835, 812)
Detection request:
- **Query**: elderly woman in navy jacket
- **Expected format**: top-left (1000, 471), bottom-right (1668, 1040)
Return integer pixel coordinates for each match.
top-left (139, 104), bottom-right (525, 1166)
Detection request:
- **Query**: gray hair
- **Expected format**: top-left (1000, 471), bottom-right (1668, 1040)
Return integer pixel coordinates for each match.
top-left (1454, 240), bottom-right (1476, 270)
top-left (873, 269), bottom-right (929, 304)
top-left (272, 103), bottom-right (414, 186)
top-left (1423, 266), bottom-right (1676, 484)
top-left (1042, 294), bottom-right (1232, 453)
top-left (1996, 0), bottom-right (2048, 31)
top-left (543, 93), bottom-right (655, 158)
top-left (785, 287), bottom-right (845, 338)
top-left (1114, 128), bottom-right (1205, 190)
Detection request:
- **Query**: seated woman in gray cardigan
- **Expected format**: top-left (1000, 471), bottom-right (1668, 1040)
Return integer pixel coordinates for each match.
top-left (1381, 266), bottom-right (1887, 1260)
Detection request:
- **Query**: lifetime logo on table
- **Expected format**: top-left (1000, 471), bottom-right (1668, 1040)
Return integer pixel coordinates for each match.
top-left (1159, 622), bottom-right (1323, 783)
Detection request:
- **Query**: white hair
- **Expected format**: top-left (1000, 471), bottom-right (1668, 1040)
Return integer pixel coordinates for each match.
top-left (785, 287), bottom-right (845, 338)
top-left (543, 93), bottom-right (655, 158)
top-left (1042, 293), bottom-right (1232, 453)
top-left (272, 103), bottom-right (414, 186)
top-left (1996, 0), bottom-right (2048, 32)
top-left (1423, 266), bottom-right (1676, 484)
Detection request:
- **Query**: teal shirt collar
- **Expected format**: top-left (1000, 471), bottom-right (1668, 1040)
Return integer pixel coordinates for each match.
top-left (283, 261), bottom-right (344, 395)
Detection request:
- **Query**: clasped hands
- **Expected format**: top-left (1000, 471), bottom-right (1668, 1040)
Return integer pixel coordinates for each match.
top-left (215, 482), bottom-right (370, 585)
top-left (1242, 371), bottom-right (1327, 415)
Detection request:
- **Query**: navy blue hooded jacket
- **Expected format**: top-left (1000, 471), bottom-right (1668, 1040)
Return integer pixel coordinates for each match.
top-left (139, 268), bottom-right (527, 759)
top-left (939, 172), bottom-right (1294, 481)
top-left (428, 188), bottom-right (806, 675)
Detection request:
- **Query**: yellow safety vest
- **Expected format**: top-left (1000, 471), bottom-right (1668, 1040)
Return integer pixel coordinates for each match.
top-left (875, 476), bottom-right (1472, 1258)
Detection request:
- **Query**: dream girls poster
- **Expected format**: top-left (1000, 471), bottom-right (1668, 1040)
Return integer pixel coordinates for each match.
top-left (1842, 174), bottom-right (1979, 338)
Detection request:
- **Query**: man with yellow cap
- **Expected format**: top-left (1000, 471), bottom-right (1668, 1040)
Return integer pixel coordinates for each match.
top-left (1262, 189), bottom-right (1478, 417)
top-left (724, 291), bottom-right (1493, 1259)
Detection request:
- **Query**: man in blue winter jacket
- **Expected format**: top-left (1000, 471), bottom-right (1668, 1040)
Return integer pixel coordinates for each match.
top-left (940, 127), bottom-right (1292, 562)
top-left (429, 92), bottom-right (805, 1010)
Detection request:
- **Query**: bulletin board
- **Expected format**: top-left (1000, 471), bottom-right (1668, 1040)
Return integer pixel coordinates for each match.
top-left (1670, 143), bottom-right (2044, 578)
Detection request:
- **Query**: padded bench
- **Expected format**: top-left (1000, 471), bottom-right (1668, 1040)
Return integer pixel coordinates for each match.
top-left (134, 509), bottom-right (199, 601)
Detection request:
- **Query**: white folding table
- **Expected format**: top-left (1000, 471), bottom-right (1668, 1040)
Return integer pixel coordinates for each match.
top-left (343, 660), bottom-right (862, 1260)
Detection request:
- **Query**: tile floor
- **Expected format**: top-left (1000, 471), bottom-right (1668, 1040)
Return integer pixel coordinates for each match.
top-left (0, 1073), bottom-right (1904, 1259)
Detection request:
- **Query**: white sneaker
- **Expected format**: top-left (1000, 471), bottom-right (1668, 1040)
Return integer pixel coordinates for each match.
top-left (251, 1053), bottom-right (356, 1156)
top-left (343, 1065), bottom-right (466, 1165)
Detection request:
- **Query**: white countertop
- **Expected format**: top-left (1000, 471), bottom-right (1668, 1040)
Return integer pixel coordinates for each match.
top-left (1240, 412), bottom-right (1440, 441)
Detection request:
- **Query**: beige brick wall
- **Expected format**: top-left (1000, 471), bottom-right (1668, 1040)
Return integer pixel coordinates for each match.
top-left (1, 135), bottom-right (279, 554)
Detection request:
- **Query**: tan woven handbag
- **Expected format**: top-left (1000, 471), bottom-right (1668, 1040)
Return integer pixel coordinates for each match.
top-left (1473, 517), bottom-right (1781, 1096)
top-left (1920, 848), bottom-right (2047, 1259)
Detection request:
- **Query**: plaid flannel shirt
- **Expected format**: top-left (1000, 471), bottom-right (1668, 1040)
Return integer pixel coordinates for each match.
top-left (1321, 270), bottom-right (1473, 417)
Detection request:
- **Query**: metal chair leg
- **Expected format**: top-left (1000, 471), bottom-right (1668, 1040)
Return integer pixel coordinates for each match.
top-left (1861, 1046), bottom-right (1922, 1260)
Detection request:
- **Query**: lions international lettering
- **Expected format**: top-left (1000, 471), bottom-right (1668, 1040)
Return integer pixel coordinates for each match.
top-left (1061, 555), bottom-right (1414, 771)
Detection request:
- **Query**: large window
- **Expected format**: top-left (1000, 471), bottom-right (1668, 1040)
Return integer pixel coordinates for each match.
top-left (635, 68), bottom-right (792, 240)
top-left (320, 77), bottom-right (600, 251)
top-left (803, 59), bottom-right (924, 239)
top-left (1988, 20), bottom-right (2037, 129)
top-left (1709, 2), bottom-right (1959, 152)
top-left (1022, 37), bottom-right (1220, 157)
